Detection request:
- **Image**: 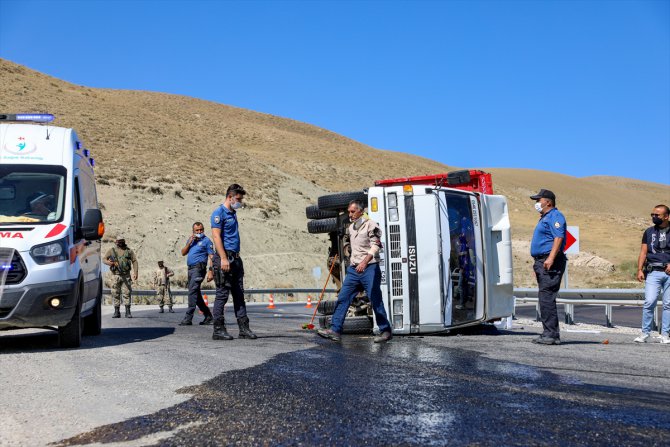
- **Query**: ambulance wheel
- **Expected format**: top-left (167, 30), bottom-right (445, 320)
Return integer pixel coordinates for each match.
top-left (305, 205), bottom-right (339, 219)
top-left (307, 218), bottom-right (338, 234)
top-left (317, 299), bottom-right (338, 315)
top-left (317, 191), bottom-right (368, 211)
top-left (83, 282), bottom-right (102, 336)
top-left (59, 279), bottom-right (83, 348)
top-left (319, 315), bottom-right (373, 334)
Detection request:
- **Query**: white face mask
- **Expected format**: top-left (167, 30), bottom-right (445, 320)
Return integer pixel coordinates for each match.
top-left (534, 202), bottom-right (543, 213)
top-left (231, 201), bottom-right (242, 210)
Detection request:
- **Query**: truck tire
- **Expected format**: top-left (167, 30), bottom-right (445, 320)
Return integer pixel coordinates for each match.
top-left (59, 280), bottom-right (83, 348)
top-left (317, 299), bottom-right (338, 315)
top-left (318, 191), bottom-right (368, 211)
top-left (307, 218), bottom-right (338, 234)
top-left (305, 205), bottom-right (339, 220)
top-left (319, 315), bottom-right (373, 334)
top-left (83, 282), bottom-right (102, 336)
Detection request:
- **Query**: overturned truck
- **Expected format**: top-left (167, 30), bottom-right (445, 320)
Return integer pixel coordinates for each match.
top-left (306, 170), bottom-right (514, 335)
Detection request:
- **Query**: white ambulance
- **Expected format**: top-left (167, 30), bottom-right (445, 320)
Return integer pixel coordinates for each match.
top-left (309, 170), bottom-right (514, 334)
top-left (0, 114), bottom-right (104, 348)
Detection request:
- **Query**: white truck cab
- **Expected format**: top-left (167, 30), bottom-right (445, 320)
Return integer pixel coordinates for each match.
top-left (309, 170), bottom-right (514, 334)
top-left (0, 114), bottom-right (105, 348)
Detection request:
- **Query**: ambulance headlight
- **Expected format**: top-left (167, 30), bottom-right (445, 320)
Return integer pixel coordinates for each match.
top-left (30, 238), bottom-right (68, 264)
top-left (389, 208), bottom-right (399, 222)
top-left (387, 193), bottom-right (397, 208)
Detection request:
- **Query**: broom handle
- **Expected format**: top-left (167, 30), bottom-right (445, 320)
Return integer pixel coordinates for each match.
top-left (309, 254), bottom-right (338, 325)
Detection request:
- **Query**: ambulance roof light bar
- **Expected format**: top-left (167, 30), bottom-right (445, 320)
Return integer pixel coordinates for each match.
top-left (0, 113), bottom-right (55, 123)
top-left (374, 169), bottom-right (494, 194)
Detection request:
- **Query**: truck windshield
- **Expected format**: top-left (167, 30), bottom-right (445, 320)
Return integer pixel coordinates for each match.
top-left (0, 165), bottom-right (66, 224)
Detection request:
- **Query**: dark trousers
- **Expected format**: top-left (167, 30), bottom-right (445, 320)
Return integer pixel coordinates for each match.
top-left (212, 255), bottom-right (247, 320)
top-left (184, 264), bottom-right (213, 321)
top-left (533, 253), bottom-right (566, 339)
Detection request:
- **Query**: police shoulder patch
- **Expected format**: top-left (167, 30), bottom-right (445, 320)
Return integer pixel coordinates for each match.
top-left (554, 221), bottom-right (561, 228)
top-left (214, 215), bottom-right (220, 224)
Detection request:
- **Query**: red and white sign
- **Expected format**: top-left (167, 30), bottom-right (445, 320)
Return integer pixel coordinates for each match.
top-left (564, 226), bottom-right (579, 255)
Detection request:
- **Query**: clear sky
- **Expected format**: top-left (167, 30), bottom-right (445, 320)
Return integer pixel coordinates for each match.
top-left (1, 0), bottom-right (668, 184)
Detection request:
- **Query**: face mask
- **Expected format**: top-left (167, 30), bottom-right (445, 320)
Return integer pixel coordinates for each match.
top-left (534, 202), bottom-right (543, 213)
top-left (231, 201), bottom-right (242, 210)
top-left (194, 233), bottom-right (204, 239)
top-left (653, 217), bottom-right (663, 226)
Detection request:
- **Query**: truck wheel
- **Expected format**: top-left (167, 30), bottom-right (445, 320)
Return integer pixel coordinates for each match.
top-left (317, 299), bottom-right (338, 315)
top-left (319, 315), bottom-right (373, 334)
top-left (305, 205), bottom-right (339, 219)
top-left (83, 282), bottom-right (102, 336)
top-left (59, 280), bottom-right (83, 348)
top-left (317, 191), bottom-right (368, 211)
top-left (307, 218), bottom-right (338, 234)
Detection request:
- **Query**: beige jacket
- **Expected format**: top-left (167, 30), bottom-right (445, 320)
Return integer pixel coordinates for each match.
top-left (152, 266), bottom-right (174, 288)
top-left (344, 217), bottom-right (382, 266)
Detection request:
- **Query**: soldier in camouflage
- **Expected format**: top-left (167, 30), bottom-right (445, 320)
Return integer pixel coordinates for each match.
top-left (103, 235), bottom-right (139, 318)
top-left (152, 260), bottom-right (175, 313)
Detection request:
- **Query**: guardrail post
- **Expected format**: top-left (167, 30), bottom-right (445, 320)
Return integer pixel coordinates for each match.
top-left (535, 301), bottom-right (541, 322)
top-left (564, 303), bottom-right (574, 325)
top-left (652, 306), bottom-right (660, 333)
top-left (605, 304), bottom-right (613, 328)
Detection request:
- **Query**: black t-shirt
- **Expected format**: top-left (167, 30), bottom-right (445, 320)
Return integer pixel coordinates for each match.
top-left (642, 225), bottom-right (670, 265)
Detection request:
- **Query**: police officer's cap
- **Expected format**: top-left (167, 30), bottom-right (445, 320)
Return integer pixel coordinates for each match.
top-left (530, 189), bottom-right (556, 201)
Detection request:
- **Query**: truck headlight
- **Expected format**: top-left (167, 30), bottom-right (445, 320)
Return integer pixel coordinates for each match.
top-left (30, 238), bottom-right (68, 264)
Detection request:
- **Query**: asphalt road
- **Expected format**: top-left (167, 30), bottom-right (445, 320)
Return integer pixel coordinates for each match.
top-left (1, 303), bottom-right (669, 447)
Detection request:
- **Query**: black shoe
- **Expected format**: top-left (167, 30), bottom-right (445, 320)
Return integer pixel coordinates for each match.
top-left (237, 316), bottom-right (258, 339)
top-left (168, 306), bottom-right (174, 313)
top-left (179, 320), bottom-right (193, 326)
top-left (532, 336), bottom-right (560, 345)
top-left (199, 316), bottom-right (213, 325)
top-left (112, 306), bottom-right (121, 318)
top-left (125, 306), bottom-right (132, 318)
top-left (159, 307), bottom-right (164, 313)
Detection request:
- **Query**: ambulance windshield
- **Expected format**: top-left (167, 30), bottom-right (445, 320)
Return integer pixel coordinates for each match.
top-left (0, 165), bottom-right (66, 224)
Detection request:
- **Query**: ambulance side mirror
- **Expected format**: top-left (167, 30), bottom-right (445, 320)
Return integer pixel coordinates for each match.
top-left (81, 209), bottom-right (104, 241)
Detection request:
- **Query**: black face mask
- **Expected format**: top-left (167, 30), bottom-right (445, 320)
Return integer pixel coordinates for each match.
top-left (116, 241), bottom-right (126, 249)
top-left (653, 217), bottom-right (664, 226)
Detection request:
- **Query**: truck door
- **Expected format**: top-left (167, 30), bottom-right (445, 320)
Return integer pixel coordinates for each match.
top-left (438, 190), bottom-right (484, 327)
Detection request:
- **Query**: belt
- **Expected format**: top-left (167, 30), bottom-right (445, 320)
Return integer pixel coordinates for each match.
top-left (649, 266), bottom-right (667, 272)
top-left (188, 262), bottom-right (207, 269)
top-left (226, 251), bottom-right (240, 259)
top-left (533, 252), bottom-right (565, 261)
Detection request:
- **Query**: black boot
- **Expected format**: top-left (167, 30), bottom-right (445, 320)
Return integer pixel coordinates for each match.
top-left (112, 306), bottom-right (121, 318)
top-left (125, 305), bottom-right (132, 318)
top-left (237, 316), bottom-right (258, 339)
top-left (179, 317), bottom-right (193, 326)
top-left (168, 306), bottom-right (174, 313)
top-left (212, 318), bottom-right (233, 340)
top-left (159, 306), bottom-right (164, 313)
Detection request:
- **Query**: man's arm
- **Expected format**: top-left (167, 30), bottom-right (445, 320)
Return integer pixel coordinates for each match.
top-left (637, 243), bottom-right (648, 282)
top-left (543, 237), bottom-right (564, 270)
top-left (206, 254), bottom-right (214, 282)
top-left (181, 236), bottom-right (194, 256)
top-left (211, 227), bottom-right (230, 272)
top-left (166, 267), bottom-right (174, 277)
top-left (131, 252), bottom-right (139, 281)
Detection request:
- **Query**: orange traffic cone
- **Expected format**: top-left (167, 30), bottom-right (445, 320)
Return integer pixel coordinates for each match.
top-left (305, 295), bottom-right (313, 308)
top-left (267, 294), bottom-right (276, 309)
top-left (199, 294), bottom-right (210, 315)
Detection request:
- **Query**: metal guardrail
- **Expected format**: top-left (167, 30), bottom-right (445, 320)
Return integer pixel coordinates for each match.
top-left (513, 288), bottom-right (660, 329)
top-left (103, 288), bottom-right (338, 305)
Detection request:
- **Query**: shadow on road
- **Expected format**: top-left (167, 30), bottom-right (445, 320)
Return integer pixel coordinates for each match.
top-left (0, 326), bottom-right (175, 353)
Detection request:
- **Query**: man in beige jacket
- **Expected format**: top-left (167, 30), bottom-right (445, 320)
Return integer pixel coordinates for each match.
top-left (317, 200), bottom-right (392, 343)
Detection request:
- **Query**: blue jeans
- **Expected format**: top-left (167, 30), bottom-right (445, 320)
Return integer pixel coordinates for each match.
top-left (330, 263), bottom-right (391, 334)
top-left (642, 270), bottom-right (670, 335)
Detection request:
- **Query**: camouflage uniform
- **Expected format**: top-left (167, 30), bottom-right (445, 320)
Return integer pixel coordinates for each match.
top-left (152, 264), bottom-right (174, 310)
top-left (104, 246), bottom-right (138, 307)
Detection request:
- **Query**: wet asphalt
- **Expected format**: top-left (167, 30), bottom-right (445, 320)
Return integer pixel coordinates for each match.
top-left (50, 305), bottom-right (670, 447)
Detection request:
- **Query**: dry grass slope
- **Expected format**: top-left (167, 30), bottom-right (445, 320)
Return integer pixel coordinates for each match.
top-left (1, 58), bottom-right (668, 289)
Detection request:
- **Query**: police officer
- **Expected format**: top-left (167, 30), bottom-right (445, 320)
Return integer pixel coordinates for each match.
top-left (179, 222), bottom-right (215, 326)
top-left (529, 189), bottom-right (567, 345)
top-left (210, 184), bottom-right (257, 340)
top-left (103, 235), bottom-right (138, 318)
top-left (634, 204), bottom-right (670, 344)
top-left (152, 261), bottom-right (174, 313)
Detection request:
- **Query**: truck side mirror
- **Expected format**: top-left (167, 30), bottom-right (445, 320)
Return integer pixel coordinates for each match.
top-left (81, 209), bottom-right (104, 241)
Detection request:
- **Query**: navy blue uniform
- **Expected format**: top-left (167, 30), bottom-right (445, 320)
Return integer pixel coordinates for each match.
top-left (531, 208), bottom-right (567, 340)
top-left (183, 235), bottom-right (214, 323)
top-left (210, 204), bottom-right (247, 320)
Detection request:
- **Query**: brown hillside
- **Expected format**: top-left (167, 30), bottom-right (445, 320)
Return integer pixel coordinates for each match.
top-left (1, 58), bottom-right (668, 290)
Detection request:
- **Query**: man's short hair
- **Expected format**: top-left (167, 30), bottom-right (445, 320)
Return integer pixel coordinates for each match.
top-left (348, 200), bottom-right (365, 211)
top-left (193, 221), bottom-right (204, 229)
top-left (655, 204), bottom-right (670, 215)
top-left (226, 184), bottom-right (246, 198)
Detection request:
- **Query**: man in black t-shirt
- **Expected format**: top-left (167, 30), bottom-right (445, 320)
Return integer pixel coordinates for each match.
top-left (634, 204), bottom-right (670, 344)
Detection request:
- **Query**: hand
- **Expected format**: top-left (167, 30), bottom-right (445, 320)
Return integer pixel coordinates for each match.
top-left (355, 260), bottom-right (368, 273)
top-left (543, 257), bottom-right (554, 270)
top-left (220, 257), bottom-right (230, 272)
top-left (665, 265), bottom-right (670, 275)
top-left (206, 270), bottom-right (214, 282)
top-left (132, 273), bottom-right (138, 281)
top-left (637, 269), bottom-right (646, 282)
